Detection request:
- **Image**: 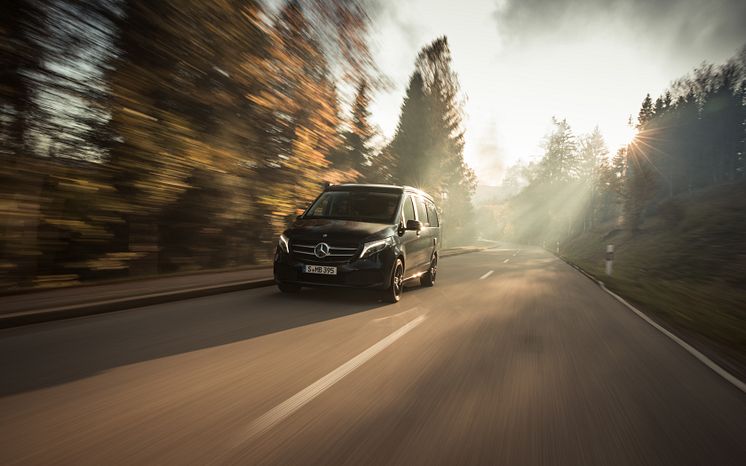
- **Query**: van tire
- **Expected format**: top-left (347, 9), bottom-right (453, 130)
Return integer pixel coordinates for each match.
top-left (420, 256), bottom-right (437, 287)
top-left (278, 282), bottom-right (301, 293)
top-left (382, 258), bottom-right (404, 303)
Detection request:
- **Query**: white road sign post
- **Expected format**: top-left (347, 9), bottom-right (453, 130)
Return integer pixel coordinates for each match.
top-left (605, 244), bottom-right (614, 276)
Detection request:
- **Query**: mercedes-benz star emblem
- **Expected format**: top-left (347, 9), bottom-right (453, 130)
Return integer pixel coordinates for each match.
top-left (314, 242), bottom-right (330, 258)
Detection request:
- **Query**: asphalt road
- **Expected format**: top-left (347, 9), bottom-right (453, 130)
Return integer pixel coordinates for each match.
top-left (1, 247), bottom-right (745, 465)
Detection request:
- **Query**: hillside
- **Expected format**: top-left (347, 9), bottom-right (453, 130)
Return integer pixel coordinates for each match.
top-left (561, 182), bottom-right (746, 378)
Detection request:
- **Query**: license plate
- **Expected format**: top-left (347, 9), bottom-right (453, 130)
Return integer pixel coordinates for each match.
top-left (303, 265), bottom-right (337, 275)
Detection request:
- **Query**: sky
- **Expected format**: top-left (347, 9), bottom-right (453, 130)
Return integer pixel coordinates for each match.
top-left (366, 0), bottom-right (746, 185)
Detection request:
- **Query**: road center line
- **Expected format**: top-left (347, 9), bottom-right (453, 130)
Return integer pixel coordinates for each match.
top-left (479, 270), bottom-right (494, 280)
top-left (503, 258), bottom-right (510, 263)
top-left (239, 315), bottom-right (427, 442)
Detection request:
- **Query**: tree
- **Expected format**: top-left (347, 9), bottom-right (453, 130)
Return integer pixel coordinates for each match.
top-left (387, 37), bottom-right (476, 244)
top-left (637, 94), bottom-right (654, 129)
top-left (539, 117), bottom-right (578, 183)
top-left (0, 0), bottom-right (44, 157)
top-left (596, 147), bottom-right (627, 224)
top-left (105, 0), bottom-right (278, 273)
top-left (332, 79), bottom-right (375, 178)
top-left (578, 127), bottom-right (608, 230)
top-left (388, 71), bottom-right (429, 185)
top-left (251, 0), bottom-right (358, 239)
top-left (578, 127), bottom-right (608, 179)
top-left (624, 145), bottom-right (658, 230)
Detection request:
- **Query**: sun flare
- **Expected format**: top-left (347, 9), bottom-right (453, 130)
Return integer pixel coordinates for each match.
top-left (604, 124), bottom-right (638, 154)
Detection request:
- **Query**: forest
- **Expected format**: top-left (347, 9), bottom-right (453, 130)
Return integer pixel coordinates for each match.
top-left (0, 0), bottom-right (474, 290)
top-left (492, 48), bottom-right (746, 246)
top-left (485, 49), bottom-right (746, 363)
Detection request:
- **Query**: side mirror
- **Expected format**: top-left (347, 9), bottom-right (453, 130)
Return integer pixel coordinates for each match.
top-left (405, 220), bottom-right (422, 231)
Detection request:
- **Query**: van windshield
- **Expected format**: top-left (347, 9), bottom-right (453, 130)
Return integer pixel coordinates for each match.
top-left (304, 191), bottom-right (401, 224)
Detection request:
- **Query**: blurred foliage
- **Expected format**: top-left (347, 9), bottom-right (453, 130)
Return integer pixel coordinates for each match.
top-left (0, 0), bottom-right (477, 290)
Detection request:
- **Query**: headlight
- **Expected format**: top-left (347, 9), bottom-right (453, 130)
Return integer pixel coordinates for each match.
top-left (360, 236), bottom-right (395, 259)
top-left (278, 234), bottom-right (290, 253)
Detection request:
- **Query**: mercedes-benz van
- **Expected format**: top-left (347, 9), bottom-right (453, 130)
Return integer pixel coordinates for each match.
top-left (273, 184), bottom-right (440, 302)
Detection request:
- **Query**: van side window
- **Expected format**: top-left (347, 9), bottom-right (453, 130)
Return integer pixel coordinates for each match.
top-left (415, 197), bottom-right (429, 225)
top-left (426, 201), bottom-right (439, 227)
top-left (402, 196), bottom-right (416, 223)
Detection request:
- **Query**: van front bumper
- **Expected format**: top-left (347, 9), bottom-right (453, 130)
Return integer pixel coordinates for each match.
top-left (273, 248), bottom-right (396, 290)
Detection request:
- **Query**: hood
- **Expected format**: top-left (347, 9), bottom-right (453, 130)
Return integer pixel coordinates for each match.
top-left (284, 218), bottom-right (395, 244)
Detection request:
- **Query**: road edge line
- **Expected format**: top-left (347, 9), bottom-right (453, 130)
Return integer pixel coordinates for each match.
top-left (553, 253), bottom-right (746, 394)
top-left (599, 281), bottom-right (746, 393)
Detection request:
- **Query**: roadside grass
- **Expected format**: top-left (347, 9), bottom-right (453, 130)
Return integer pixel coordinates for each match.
top-left (561, 182), bottom-right (746, 378)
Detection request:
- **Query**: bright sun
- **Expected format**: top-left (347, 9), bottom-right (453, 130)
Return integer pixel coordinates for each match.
top-left (604, 124), bottom-right (638, 154)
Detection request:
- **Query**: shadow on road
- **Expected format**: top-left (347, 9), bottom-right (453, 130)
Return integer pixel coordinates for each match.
top-left (0, 285), bottom-right (390, 396)
top-left (0, 250), bottom-right (555, 397)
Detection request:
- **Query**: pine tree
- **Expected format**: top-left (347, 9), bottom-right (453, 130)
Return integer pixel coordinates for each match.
top-left (578, 127), bottom-right (608, 179)
top-left (653, 96), bottom-right (665, 115)
top-left (350, 80), bottom-right (375, 174)
top-left (578, 127), bottom-right (608, 230)
top-left (596, 147), bottom-right (627, 224)
top-left (388, 71), bottom-right (430, 186)
top-left (333, 79), bottom-right (375, 178)
top-left (637, 94), bottom-right (654, 129)
top-left (662, 91), bottom-right (673, 110)
top-left (624, 144), bottom-right (657, 230)
top-left (387, 37), bottom-right (475, 243)
top-left (540, 117), bottom-right (578, 183)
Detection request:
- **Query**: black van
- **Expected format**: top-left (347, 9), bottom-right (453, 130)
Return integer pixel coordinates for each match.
top-left (273, 184), bottom-right (440, 303)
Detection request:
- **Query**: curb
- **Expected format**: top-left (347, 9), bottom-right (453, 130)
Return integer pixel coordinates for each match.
top-left (554, 253), bottom-right (745, 394)
top-left (1, 246), bottom-right (492, 330)
top-left (0, 278), bottom-right (275, 329)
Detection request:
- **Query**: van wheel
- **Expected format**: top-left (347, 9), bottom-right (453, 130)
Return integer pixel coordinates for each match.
top-left (383, 259), bottom-right (404, 303)
top-left (421, 256), bottom-right (437, 287)
top-left (278, 283), bottom-right (300, 293)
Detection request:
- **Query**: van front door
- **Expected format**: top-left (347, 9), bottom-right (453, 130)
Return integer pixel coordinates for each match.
top-left (413, 195), bottom-right (435, 271)
top-left (399, 195), bottom-right (426, 274)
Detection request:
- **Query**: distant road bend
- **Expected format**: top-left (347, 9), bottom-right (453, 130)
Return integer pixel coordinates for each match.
top-left (1, 248), bottom-right (744, 465)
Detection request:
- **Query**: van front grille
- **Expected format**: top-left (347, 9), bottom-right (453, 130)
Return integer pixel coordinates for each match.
top-left (291, 242), bottom-right (359, 263)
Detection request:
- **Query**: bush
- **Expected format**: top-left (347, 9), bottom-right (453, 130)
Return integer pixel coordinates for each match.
top-left (657, 199), bottom-right (685, 227)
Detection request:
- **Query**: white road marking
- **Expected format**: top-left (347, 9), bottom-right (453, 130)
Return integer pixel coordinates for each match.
top-left (240, 315), bottom-right (427, 441)
top-left (503, 259), bottom-right (510, 263)
top-left (479, 270), bottom-right (494, 280)
top-left (556, 255), bottom-right (746, 394)
top-left (599, 282), bottom-right (746, 394)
